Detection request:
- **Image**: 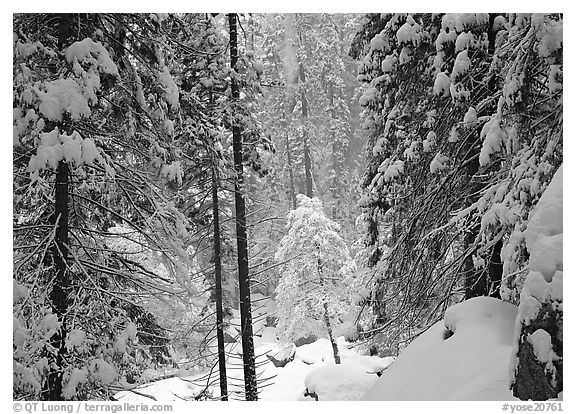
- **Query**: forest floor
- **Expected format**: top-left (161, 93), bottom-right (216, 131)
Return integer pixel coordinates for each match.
top-left (114, 296), bottom-right (533, 401)
top-left (114, 329), bottom-right (391, 401)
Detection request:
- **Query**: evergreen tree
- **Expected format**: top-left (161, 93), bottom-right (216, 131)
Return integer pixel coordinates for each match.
top-left (13, 13), bottom-right (221, 400)
top-left (274, 195), bottom-right (357, 364)
top-left (350, 12), bottom-right (562, 397)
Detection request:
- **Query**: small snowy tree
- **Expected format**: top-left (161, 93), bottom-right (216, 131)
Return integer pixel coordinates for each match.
top-left (275, 195), bottom-right (356, 364)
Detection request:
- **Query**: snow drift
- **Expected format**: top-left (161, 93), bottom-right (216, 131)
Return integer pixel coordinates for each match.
top-left (362, 296), bottom-right (518, 400)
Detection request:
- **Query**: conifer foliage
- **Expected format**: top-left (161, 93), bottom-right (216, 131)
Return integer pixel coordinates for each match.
top-left (13, 13), bottom-right (193, 400)
top-left (351, 13), bottom-right (562, 398)
top-left (13, 12), bottom-right (562, 402)
top-left (12, 12), bottom-right (265, 401)
top-left (274, 195), bottom-right (357, 364)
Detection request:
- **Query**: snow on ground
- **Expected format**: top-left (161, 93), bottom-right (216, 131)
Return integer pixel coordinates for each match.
top-left (115, 375), bottom-right (200, 401)
top-left (303, 364), bottom-right (377, 400)
top-left (260, 358), bottom-right (318, 400)
top-left (114, 296), bottom-right (521, 401)
top-left (114, 327), bottom-right (391, 401)
top-left (294, 337), bottom-right (352, 364)
top-left (362, 296), bottom-right (518, 400)
top-left (302, 353), bottom-right (395, 401)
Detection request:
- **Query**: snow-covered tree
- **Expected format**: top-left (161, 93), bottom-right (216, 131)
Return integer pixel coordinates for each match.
top-left (274, 195), bottom-right (357, 364)
top-left (12, 13), bottom-right (234, 400)
top-left (256, 14), bottom-right (363, 216)
top-left (248, 14), bottom-right (365, 308)
top-left (350, 13), bottom-right (562, 364)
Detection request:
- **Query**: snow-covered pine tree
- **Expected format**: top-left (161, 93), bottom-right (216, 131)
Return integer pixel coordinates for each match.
top-left (350, 14), bottom-right (562, 362)
top-left (274, 195), bottom-right (357, 364)
top-left (13, 13), bottom-right (215, 400)
top-left (164, 13), bottom-right (233, 396)
top-left (255, 13), bottom-right (363, 255)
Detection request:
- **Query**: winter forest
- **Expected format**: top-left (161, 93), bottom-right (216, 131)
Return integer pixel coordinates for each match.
top-left (13, 13), bottom-right (563, 403)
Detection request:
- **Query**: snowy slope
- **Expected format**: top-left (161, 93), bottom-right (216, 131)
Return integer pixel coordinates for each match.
top-left (362, 297), bottom-right (518, 400)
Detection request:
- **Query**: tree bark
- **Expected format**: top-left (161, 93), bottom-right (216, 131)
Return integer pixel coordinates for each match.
top-left (299, 63), bottom-right (313, 198)
top-left (328, 82), bottom-right (341, 219)
top-left (464, 226), bottom-right (487, 299)
top-left (463, 15), bottom-right (502, 299)
top-left (212, 167), bottom-right (228, 401)
top-left (463, 141), bottom-right (486, 299)
top-left (488, 239), bottom-right (503, 298)
top-left (45, 161), bottom-right (71, 400)
top-left (228, 13), bottom-right (258, 401)
top-left (316, 245), bottom-right (340, 364)
top-left (43, 14), bottom-right (73, 401)
top-left (323, 301), bottom-right (341, 364)
top-left (283, 116), bottom-right (297, 209)
top-left (512, 301), bottom-right (563, 400)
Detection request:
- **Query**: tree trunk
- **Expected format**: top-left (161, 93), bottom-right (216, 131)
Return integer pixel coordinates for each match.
top-left (463, 140), bottom-right (486, 298)
top-left (43, 14), bottom-right (73, 401)
top-left (323, 301), bottom-right (341, 364)
top-left (512, 301), bottom-right (563, 400)
top-left (302, 132), bottom-right (313, 198)
top-left (284, 117), bottom-right (297, 209)
top-left (299, 63), bottom-right (313, 198)
top-left (328, 82), bottom-right (341, 220)
top-left (212, 167), bottom-right (228, 401)
top-left (228, 13), bottom-right (258, 401)
top-left (464, 226), bottom-right (487, 299)
top-left (487, 13), bottom-right (498, 55)
top-left (44, 161), bottom-right (71, 400)
top-left (316, 246), bottom-right (340, 364)
top-left (488, 239), bottom-right (503, 298)
top-left (463, 16), bottom-right (502, 299)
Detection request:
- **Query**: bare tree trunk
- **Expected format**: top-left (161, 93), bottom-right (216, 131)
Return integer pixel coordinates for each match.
top-left (212, 167), bottom-right (228, 400)
top-left (512, 301), bottom-right (563, 400)
top-left (228, 13), bottom-right (258, 401)
top-left (463, 144), bottom-right (485, 299)
top-left (464, 226), bottom-right (487, 299)
top-left (303, 136), bottom-right (313, 198)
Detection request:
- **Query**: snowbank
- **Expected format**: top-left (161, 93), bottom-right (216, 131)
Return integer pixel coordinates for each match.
top-left (362, 297), bottom-right (518, 400)
top-left (304, 364), bottom-right (379, 400)
top-left (115, 376), bottom-right (201, 401)
top-left (260, 359), bottom-right (318, 400)
top-left (301, 353), bottom-right (395, 400)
